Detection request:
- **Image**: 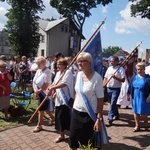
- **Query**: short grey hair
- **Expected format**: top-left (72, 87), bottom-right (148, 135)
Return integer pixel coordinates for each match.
top-left (35, 56), bottom-right (46, 64)
top-left (22, 56), bottom-right (27, 60)
top-left (0, 60), bottom-right (6, 67)
top-left (77, 52), bottom-right (93, 64)
top-left (136, 62), bottom-right (145, 69)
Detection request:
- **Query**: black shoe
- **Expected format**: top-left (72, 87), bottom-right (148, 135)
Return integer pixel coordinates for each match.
top-left (117, 105), bottom-right (121, 108)
top-left (105, 122), bottom-right (112, 127)
top-left (133, 126), bottom-right (140, 132)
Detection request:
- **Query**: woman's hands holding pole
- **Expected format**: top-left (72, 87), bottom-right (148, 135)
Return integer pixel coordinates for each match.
top-left (46, 86), bottom-right (53, 96)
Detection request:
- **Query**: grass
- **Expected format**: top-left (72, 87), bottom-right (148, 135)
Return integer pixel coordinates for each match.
top-left (0, 92), bottom-right (38, 131)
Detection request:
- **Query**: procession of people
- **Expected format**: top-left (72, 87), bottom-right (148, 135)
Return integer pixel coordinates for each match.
top-left (0, 49), bottom-right (150, 149)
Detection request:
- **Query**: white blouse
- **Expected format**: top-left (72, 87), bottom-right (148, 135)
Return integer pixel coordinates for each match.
top-left (73, 71), bottom-right (104, 113)
top-left (33, 68), bottom-right (52, 92)
top-left (53, 69), bottom-right (74, 106)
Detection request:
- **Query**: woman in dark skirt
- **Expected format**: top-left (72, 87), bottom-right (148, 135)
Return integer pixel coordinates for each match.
top-left (70, 109), bottom-right (95, 148)
top-left (55, 105), bottom-right (70, 132)
top-left (32, 56), bottom-right (54, 132)
top-left (68, 52), bottom-right (105, 150)
top-left (47, 58), bottom-right (74, 143)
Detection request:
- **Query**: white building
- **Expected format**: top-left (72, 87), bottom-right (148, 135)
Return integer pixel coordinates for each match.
top-left (38, 18), bottom-right (84, 57)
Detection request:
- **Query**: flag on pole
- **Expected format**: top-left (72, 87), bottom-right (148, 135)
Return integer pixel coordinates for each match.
top-left (124, 48), bottom-right (138, 81)
top-left (84, 31), bottom-right (103, 76)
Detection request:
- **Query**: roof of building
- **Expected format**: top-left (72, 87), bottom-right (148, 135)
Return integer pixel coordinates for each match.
top-left (38, 18), bottom-right (85, 39)
top-left (114, 49), bottom-right (129, 57)
top-left (38, 18), bottom-right (67, 31)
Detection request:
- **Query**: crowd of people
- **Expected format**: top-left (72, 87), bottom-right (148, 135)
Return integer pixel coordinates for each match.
top-left (0, 52), bottom-right (150, 149)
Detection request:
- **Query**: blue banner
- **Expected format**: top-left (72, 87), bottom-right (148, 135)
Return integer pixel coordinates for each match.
top-left (84, 31), bottom-right (103, 76)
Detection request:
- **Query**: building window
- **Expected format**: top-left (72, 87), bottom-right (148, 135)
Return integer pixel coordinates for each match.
top-left (61, 25), bottom-right (68, 33)
top-left (65, 26), bottom-right (68, 33)
top-left (5, 41), bottom-right (8, 45)
top-left (9, 48), bottom-right (11, 53)
top-left (69, 29), bottom-right (74, 36)
top-left (41, 49), bottom-right (44, 56)
top-left (74, 40), bottom-right (78, 47)
top-left (1, 47), bottom-right (4, 53)
top-left (40, 35), bottom-right (45, 43)
top-left (61, 25), bottom-right (64, 32)
top-left (147, 49), bottom-right (150, 53)
top-left (1, 38), bottom-right (3, 42)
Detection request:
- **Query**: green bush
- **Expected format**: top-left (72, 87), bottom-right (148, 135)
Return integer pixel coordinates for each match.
top-left (79, 140), bottom-right (100, 150)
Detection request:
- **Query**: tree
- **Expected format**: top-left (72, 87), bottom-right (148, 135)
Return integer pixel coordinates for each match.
top-left (50, 0), bottom-right (112, 50)
top-left (129, 0), bottom-right (150, 19)
top-left (103, 46), bottom-right (121, 55)
top-left (4, 0), bottom-right (45, 57)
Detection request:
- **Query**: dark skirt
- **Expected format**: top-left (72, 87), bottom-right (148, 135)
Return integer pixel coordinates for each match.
top-left (0, 96), bottom-right (10, 109)
top-left (55, 105), bottom-right (70, 132)
top-left (19, 73), bottom-right (31, 84)
top-left (38, 93), bottom-right (49, 111)
top-left (69, 109), bottom-right (95, 148)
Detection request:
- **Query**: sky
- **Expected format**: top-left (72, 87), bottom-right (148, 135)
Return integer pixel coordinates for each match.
top-left (0, 0), bottom-right (150, 58)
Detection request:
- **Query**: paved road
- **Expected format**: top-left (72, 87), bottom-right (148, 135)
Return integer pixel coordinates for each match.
top-left (0, 102), bottom-right (150, 150)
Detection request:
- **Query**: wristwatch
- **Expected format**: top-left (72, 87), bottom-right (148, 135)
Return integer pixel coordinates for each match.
top-left (97, 117), bottom-right (103, 121)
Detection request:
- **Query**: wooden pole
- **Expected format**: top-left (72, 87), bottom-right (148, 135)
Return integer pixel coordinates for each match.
top-left (28, 18), bottom-right (106, 123)
top-left (104, 41), bottom-right (142, 87)
top-left (28, 96), bottom-right (48, 123)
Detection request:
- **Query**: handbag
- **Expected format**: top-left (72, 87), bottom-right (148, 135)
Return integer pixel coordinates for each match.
top-left (91, 131), bottom-right (102, 150)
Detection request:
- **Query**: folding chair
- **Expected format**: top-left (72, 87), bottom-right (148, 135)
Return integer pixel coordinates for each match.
top-left (10, 82), bottom-right (17, 104)
top-left (17, 91), bottom-right (32, 109)
top-left (10, 82), bottom-right (17, 92)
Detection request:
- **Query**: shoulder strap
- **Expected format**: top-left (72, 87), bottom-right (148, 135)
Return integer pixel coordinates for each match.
top-left (79, 72), bottom-right (96, 121)
top-left (59, 89), bottom-right (70, 108)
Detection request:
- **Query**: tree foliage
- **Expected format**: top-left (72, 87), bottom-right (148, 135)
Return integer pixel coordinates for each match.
top-left (129, 0), bottom-right (150, 19)
top-left (50, 0), bottom-right (112, 49)
top-left (4, 0), bottom-right (45, 57)
top-left (103, 46), bottom-right (121, 55)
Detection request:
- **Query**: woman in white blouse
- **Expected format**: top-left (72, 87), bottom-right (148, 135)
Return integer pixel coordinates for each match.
top-left (46, 58), bottom-right (74, 143)
top-left (68, 52), bottom-right (104, 150)
top-left (32, 56), bottom-right (54, 132)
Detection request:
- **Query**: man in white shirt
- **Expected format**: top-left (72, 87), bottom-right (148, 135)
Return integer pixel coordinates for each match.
top-left (103, 56), bottom-right (125, 127)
